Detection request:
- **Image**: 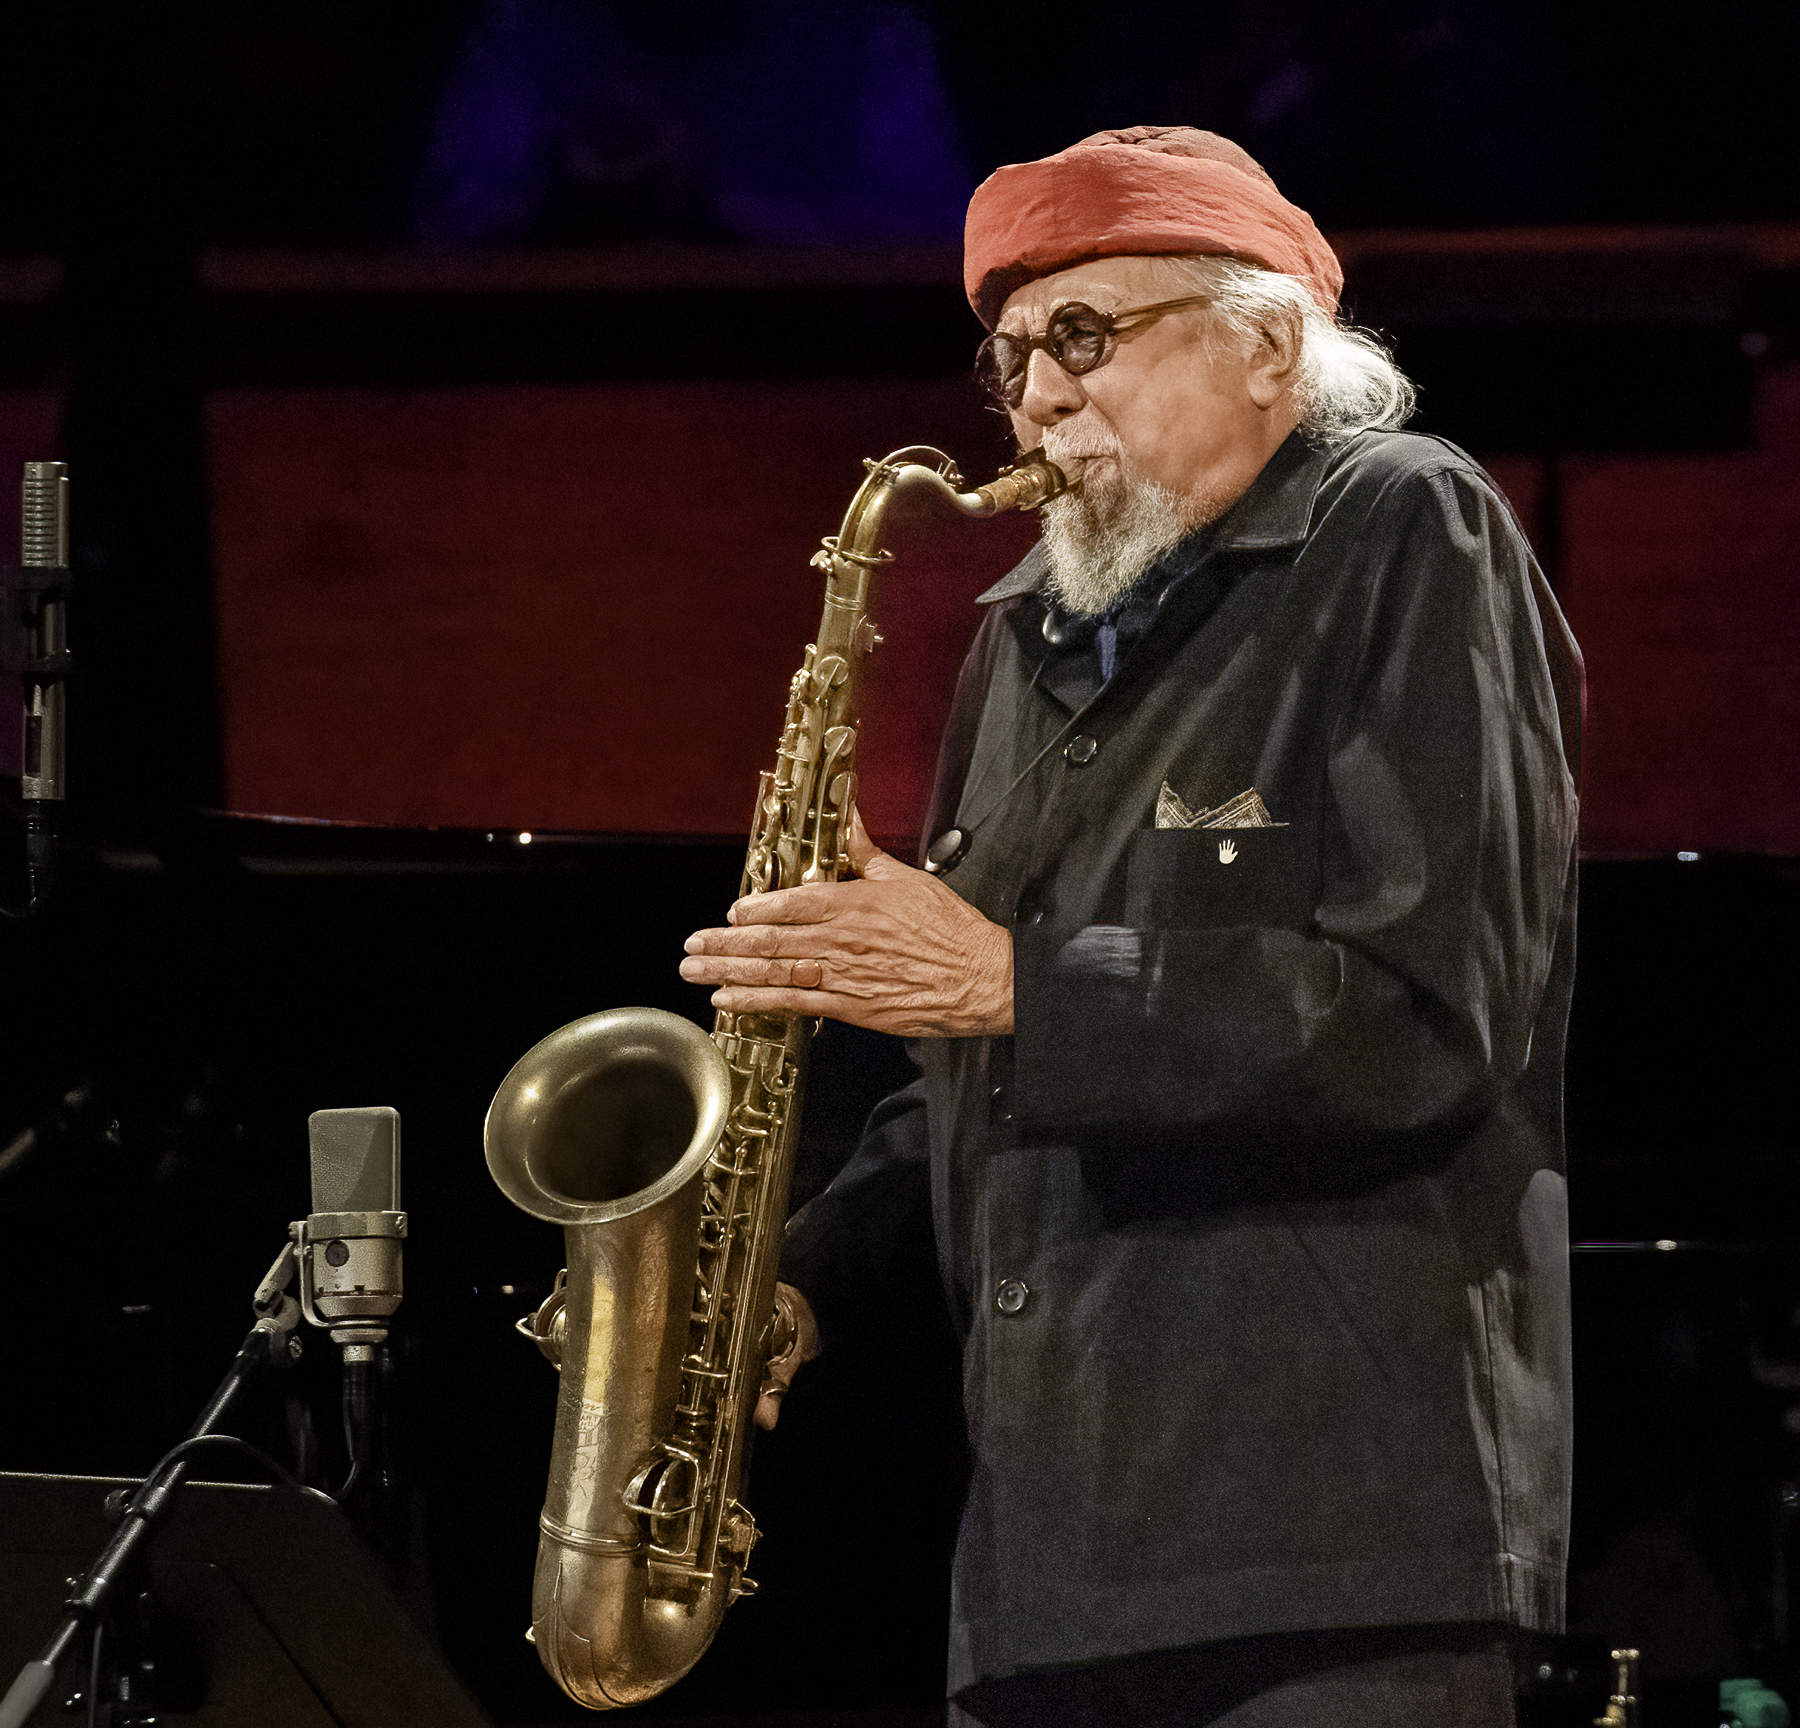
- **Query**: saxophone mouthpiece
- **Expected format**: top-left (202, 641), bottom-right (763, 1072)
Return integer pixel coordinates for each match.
top-left (970, 450), bottom-right (1079, 516)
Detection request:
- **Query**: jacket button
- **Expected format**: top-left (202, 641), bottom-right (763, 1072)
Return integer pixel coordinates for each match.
top-left (1063, 734), bottom-right (1098, 765)
top-left (995, 1278), bottom-right (1029, 1316)
top-left (925, 827), bottom-right (970, 874)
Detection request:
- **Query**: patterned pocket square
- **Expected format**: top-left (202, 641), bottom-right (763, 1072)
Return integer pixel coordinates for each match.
top-left (1156, 782), bottom-right (1286, 830)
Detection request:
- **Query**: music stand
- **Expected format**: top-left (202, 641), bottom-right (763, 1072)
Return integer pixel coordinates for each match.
top-left (0, 1471), bottom-right (493, 1727)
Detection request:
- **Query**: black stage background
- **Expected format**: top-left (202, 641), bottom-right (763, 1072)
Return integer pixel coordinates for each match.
top-left (2, 830), bottom-right (1797, 1724)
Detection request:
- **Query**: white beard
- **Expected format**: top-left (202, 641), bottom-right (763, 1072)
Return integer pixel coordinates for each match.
top-left (1036, 437), bottom-right (1225, 617)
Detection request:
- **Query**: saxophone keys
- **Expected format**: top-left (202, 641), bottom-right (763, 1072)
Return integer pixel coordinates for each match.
top-left (720, 1503), bottom-right (761, 1558)
top-left (513, 1269), bottom-right (568, 1366)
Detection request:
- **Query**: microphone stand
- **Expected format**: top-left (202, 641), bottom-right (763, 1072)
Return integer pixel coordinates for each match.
top-left (0, 1241), bottom-right (310, 1728)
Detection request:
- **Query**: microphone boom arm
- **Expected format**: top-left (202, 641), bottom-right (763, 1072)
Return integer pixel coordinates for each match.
top-left (0, 1240), bottom-right (307, 1728)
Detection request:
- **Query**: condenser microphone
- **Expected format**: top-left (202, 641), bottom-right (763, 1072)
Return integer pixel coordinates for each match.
top-left (15, 462), bottom-right (69, 907)
top-left (294, 1106), bottom-right (406, 1364)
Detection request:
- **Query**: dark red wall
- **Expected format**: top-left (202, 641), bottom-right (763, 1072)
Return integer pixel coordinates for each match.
top-left (1485, 368), bottom-right (1800, 855)
top-left (1557, 366), bottom-right (1800, 855)
top-left (7, 370), bottom-right (1798, 854)
top-left (206, 379), bottom-right (1036, 844)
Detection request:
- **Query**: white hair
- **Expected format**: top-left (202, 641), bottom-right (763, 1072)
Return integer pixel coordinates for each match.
top-left (1161, 254), bottom-right (1417, 444)
top-left (1033, 254), bottom-right (1417, 614)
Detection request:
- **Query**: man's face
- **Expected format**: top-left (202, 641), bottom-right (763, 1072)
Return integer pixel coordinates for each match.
top-left (997, 255), bottom-right (1297, 520)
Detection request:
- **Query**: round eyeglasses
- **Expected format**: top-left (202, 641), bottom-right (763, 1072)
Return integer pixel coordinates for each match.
top-left (975, 294), bottom-right (1214, 410)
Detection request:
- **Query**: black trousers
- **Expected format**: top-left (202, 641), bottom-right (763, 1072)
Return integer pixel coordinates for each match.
top-left (949, 1625), bottom-right (1517, 1728)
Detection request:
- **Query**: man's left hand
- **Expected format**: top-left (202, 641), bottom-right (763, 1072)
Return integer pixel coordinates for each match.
top-left (679, 808), bottom-right (1014, 1037)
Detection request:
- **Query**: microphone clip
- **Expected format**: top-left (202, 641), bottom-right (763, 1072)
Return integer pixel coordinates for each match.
top-left (248, 1238), bottom-right (305, 1365)
top-left (2, 563), bottom-right (73, 676)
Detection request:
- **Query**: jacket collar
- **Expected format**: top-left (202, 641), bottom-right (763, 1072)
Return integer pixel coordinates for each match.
top-left (1210, 429), bottom-right (1332, 553)
top-left (976, 541), bottom-right (1047, 606)
top-left (974, 430), bottom-right (1332, 606)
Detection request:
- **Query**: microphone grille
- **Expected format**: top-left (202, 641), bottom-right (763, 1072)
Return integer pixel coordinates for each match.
top-left (308, 1107), bottom-right (401, 1213)
top-left (22, 461), bottom-right (69, 568)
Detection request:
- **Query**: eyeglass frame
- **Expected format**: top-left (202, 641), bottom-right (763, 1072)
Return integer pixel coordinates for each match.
top-left (975, 294), bottom-right (1215, 410)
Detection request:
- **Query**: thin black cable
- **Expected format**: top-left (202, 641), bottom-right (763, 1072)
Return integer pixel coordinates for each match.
top-left (125, 1432), bottom-right (308, 1513)
top-left (946, 650), bottom-right (1053, 837)
top-left (1, 833), bottom-right (53, 917)
top-left (946, 538), bottom-right (1230, 863)
top-left (958, 699), bottom-right (1094, 840)
top-left (84, 1620), bottom-right (101, 1728)
top-left (949, 656), bottom-right (1111, 857)
top-left (0, 877), bottom-right (40, 918)
top-left (336, 1354), bottom-right (372, 1502)
top-left (57, 1439), bottom-right (305, 1725)
top-left (1, 801), bottom-right (57, 916)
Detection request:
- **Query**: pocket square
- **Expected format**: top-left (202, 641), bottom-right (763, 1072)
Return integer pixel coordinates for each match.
top-left (1156, 782), bottom-right (1285, 831)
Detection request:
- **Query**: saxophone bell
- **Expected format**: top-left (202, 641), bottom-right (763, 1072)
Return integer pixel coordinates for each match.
top-left (487, 1008), bottom-right (737, 1708)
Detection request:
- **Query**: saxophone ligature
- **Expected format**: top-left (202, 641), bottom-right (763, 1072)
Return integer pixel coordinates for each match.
top-left (484, 446), bottom-right (1077, 1709)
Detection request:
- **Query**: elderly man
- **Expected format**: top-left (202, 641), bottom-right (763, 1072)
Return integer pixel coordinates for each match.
top-left (681, 127), bottom-right (1581, 1728)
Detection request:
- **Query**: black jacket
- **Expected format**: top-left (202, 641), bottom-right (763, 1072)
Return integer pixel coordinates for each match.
top-left (784, 429), bottom-right (1582, 1693)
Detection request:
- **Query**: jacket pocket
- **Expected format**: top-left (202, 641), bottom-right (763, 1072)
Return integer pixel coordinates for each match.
top-left (1124, 823), bottom-right (1318, 931)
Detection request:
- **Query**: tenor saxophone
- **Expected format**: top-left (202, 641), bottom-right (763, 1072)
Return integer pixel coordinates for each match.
top-left (484, 446), bottom-right (1075, 1710)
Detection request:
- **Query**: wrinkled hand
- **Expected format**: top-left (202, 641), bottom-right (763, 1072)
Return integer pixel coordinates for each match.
top-left (755, 1282), bottom-right (819, 1432)
top-left (679, 808), bottom-right (1013, 1037)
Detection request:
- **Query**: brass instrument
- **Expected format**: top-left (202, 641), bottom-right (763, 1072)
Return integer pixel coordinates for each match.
top-left (484, 446), bottom-right (1076, 1710)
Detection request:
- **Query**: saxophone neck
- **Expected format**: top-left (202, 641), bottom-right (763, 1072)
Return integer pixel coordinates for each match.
top-left (817, 446), bottom-right (1080, 579)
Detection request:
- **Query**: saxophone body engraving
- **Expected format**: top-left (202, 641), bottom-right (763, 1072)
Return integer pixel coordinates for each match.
top-left (484, 446), bottom-right (1075, 1710)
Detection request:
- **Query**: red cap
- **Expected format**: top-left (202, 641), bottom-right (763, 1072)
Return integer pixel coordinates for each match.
top-left (964, 125), bottom-right (1342, 329)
